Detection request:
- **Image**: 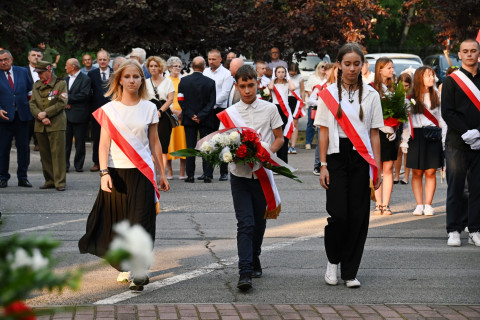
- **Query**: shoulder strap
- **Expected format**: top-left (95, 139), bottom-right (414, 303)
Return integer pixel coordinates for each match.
top-left (423, 108), bottom-right (440, 127)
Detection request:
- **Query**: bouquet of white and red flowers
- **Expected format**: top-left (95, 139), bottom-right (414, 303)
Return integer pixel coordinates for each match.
top-left (171, 128), bottom-right (301, 182)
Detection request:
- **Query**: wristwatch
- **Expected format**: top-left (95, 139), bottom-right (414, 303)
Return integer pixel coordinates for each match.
top-left (99, 169), bottom-right (109, 177)
top-left (320, 162), bottom-right (327, 167)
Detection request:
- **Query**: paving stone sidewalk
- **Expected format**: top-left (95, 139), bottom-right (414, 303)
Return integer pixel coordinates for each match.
top-left (35, 304), bottom-right (480, 320)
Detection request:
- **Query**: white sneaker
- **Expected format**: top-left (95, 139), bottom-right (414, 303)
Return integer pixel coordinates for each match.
top-left (447, 231), bottom-right (461, 247)
top-left (423, 205), bottom-right (435, 216)
top-left (468, 232), bottom-right (480, 246)
top-left (117, 271), bottom-right (131, 283)
top-left (465, 226), bottom-right (469, 233)
top-left (345, 278), bottom-right (361, 288)
top-left (305, 144), bottom-right (311, 150)
top-left (412, 205), bottom-right (424, 216)
top-left (324, 262), bottom-right (338, 285)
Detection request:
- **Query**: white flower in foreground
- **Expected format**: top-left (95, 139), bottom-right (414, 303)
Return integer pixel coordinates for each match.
top-left (110, 221), bottom-right (153, 276)
top-left (220, 146), bottom-right (233, 163)
top-left (10, 248), bottom-right (49, 271)
top-left (211, 134), bottom-right (222, 144)
top-left (200, 141), bottom-right (213, 153)
top-left (410, 99), bottom-right (416, 105)
top-left (263, 88), bottom-right (270, 95)
top-left (229, 131), bottom-right (241, 145)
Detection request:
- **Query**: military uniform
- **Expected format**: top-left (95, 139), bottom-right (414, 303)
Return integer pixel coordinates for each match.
top-left (29, 64), bottom-right (68, 189)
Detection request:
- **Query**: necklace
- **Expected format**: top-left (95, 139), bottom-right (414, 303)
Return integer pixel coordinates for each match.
top-left (342, 81), bottom-right (357, 103)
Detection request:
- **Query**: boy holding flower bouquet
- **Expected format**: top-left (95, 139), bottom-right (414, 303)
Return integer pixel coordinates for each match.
top-left (217, 65), bottom-right (284, 292)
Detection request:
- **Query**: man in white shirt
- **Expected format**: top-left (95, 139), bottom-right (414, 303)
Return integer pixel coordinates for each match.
top-left (218, 65), bottom-right (284, 292)
top-left (203, 49), bottom-right (235, 181)
top-left (64, 58), bottom-right (92, 172)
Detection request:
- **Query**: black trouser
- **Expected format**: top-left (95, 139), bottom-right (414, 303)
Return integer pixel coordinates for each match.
top-left (0, 112), bottom-right (30, 181)
top-left (230, 174), bottom-right (267, 275)
top-left (184, 125), bottom-right (213, 178)
top-left (445, 145), bottom-right (480, 233)
top-left (324, 138), bottom-right (370, 280)
top-left (66, 121), bottom-right (88, 171)
top-left (91, 117), bottom-right (101, 165)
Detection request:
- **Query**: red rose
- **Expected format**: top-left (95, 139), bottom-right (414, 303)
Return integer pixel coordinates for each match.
top-left (242, 131), bottom-right (258, 143)
top-left (236, 144), bottom-right (248, 158)
top-left (5, 301), bottom-right (36, 320)
top-left (256, 148), bottom-right (271, 162)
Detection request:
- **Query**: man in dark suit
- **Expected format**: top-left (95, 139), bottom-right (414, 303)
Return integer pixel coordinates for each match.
top-left (0, 49), bottom-right (34, 188)
top-left (178, 56), bottom-right (216, 183)
top-left (88, 49), bottom-right (112, 172)
top-left (64, 58), bottom-right (91, 172)
top-left (26, 48), bottom-right (43, 151)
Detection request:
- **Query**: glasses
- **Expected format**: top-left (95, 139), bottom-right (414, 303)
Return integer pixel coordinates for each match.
top-left (271, 51), bottom-right (280, 54)
top-left (319, 65), bottom-right (325, 69)
top-left (172, 65), bottom-right (182, 69)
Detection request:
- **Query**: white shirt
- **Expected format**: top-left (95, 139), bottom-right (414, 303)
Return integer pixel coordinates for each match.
top-left (68, 70), bottom-right (81, 90)
top-left (203, 65), bottom-right (234, 109)
top-left (267, 59), bottom-right (288, 70)
top-left (271, 82), bottom-right (289, 105)
top-left (145, 77), bottom-right (175, 101)
top-left (29, 65), bottom-right (40, 83)
top-left (289, 74), bottom-right (303, 97)
top-left (314, 83), bottom-right (384, 154)
top-left (219, 98), bottom-right (283, 178)
top-left (107, 100), bottom-right (159, 168)
top-left (305, 74), bottom-right (327, 92)
top-left (259, 75), bottom-right (271, 88)
top-left (99, 68), bottom-right (110, 81)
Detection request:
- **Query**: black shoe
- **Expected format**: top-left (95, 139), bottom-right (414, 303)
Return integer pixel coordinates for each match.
top-left (18, 179), bottom-right (32, 188)
top-left (184, 176), bottom-right (195, 183)
top-left (0, 212), bottom-right (2, 224)
top-left (237, 273), bottom-right (252, 292)
top-left (66, 168), bottom-right (70, 173)
top-left (197, 174), bottom-right (205, 180)
top-left (393, 180), bottom-right (399, 184)
top-left (129, 275), bottom-right (149, 291)
top-left (0, 180), bottom-right (7, 188)
top-left (219, 173), bottom-right (228, 181)
top-left (252, 256), bottom-right (262, 278)
top-left (75, 168), bottom-right (83, 172)
top-left (204, 177), bottom-right (212, 183)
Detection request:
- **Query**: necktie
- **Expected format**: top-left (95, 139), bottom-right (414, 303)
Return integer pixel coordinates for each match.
top-left (102, 72), bottom-right (106, 81)
top-left (7, 70), bottom-right (14, 90)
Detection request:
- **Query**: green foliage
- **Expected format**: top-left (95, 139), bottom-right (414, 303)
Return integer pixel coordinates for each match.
top-left (0, 234), bottom-right (82, 307)
top-left (381, 82), bottom-right (408, 122)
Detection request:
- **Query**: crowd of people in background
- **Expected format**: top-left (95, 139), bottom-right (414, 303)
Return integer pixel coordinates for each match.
top-left (0, 38), bottom-right (479, 291)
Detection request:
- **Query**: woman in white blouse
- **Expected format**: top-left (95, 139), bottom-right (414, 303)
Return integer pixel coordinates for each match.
top-left (401, 66), bottom-right (446, 216)
top-left (145, 56), bottom-right (175, 168)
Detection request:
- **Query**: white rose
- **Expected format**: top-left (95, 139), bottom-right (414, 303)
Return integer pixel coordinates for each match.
top-left (110, 221), bottom-right (153, 276)
top-left (200, 141), bottom-right (213, 153)
top-left (229, 131), bottom-right (241, 145)
top-left (222, 151), bottom-right (233, 163)
top-left (263, 88), bottom-right (270, 95)
top-left (410, 99), bottom-right (416, 105)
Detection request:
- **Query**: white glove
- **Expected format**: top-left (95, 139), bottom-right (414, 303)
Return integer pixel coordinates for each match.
top-left (379, 126), bottom-right (394, 135)
top-left (387, 131), bottom-right (396, 141)
top-left (461, 129), bottom-right (480, 145)
top-left (470, 138), bottom-right (480, 150)
top-left (400, 142), bottom-right (408, 154)
top-left (401, 147), bottom-right (408, 154)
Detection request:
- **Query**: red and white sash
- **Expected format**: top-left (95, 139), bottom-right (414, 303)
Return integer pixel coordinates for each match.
top-left (217, 106), bottom-right (289, 219)
top-left (319, 85), bottom-right (379, 184)
top-left (93, 103), bottom-right (160, 214)
top-left (273, 85), bottom-right (294, 139)
top-left (450, 70), bottom-right (480, 112)
top-left (290, 90), bottom-right (305, 118)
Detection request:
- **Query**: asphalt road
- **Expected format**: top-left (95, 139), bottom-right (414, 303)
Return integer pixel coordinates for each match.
top-left (1, 142), bottom-right (479, 307)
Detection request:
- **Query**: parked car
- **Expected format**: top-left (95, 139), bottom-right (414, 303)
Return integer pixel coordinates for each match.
top-left (423, 54), bottom-right (462, 84)
top-left (292, 52), bottom-right (331, 82)
top-left (365, 53), bottom-right (423, 78)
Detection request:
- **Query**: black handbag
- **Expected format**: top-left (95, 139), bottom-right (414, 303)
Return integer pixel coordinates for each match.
top-left (423, 126), bottom-right (442, 142)
top-left (150, 79), bottom-right (179, 128)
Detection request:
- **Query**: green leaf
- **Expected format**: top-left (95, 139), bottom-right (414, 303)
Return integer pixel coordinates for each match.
top-left (170, 148), bottom-right (202, 158)
top-left (264, 164), bottom-right (303, 183)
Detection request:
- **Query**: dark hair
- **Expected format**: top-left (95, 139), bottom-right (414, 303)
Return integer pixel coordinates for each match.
top-left (335, 43), bottom-right (365, 120)
top-left (411, 66), bottom-right (440, 114)
top-left (374, 57), bottom-right (394, 96)
top-left (235, 65), bottom-right (257, 82)
top-left (29, 48), bottom-right (42, 55)
top-left (274, 66), bottom-right (288, 84)
top-left (288, 62), bottom-right (300, 74)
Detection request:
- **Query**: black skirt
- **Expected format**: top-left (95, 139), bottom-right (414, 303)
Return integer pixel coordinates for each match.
top-left (78, 168), bottom-right (156, 271)
top-left (158, 113), bottom-right (173, 154)
top-left (288, 96), bottom-right (301, 119)
top-left (406, 128), bottom-right (444, 170)
top-left (379, 130), bottom-right (400, 162)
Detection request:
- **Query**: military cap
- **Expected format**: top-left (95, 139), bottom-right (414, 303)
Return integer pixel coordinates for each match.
top-left (34, 60), bottom-right (53, 72)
